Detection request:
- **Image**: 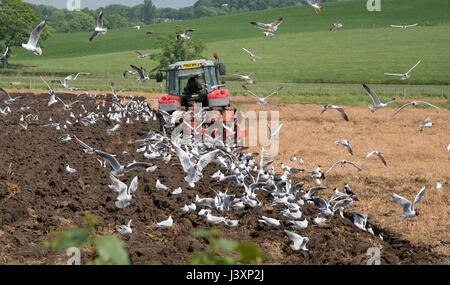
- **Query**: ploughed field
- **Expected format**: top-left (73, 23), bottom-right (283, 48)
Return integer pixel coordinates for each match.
top-left (0, 91), bottom-right (448, 264)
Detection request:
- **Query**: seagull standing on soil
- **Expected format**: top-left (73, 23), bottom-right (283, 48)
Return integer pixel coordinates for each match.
top-left (392, 186), bottom-right (426, 220)
top-left (384, 60), bottom-right (421, 80)
top-left (258, 216), bottom-right (281, 227)
top-left (366, 151), bottom-right (387, 166)
top-left (89, 10), bottom-right (107, 42)
top-left (250, 18), bottom-right (283, 33)
top-left (418, 118), bottom-right (432, 130)
top-left (242, 85), bottom-right (283, 105)
top-left (22, 18), bottom-right (47, 55)
top-left (392, 101), bottom-right (440, 117)
top-left (446, 144), bottom-right (450, 152)
top-left (242, 48), bottom-right (262, 62)
top-left (156, 216), bottom-right (173, 229)
top-left (363, 84), bottom-right (396, 112)
top-left (116, 220), bottom-right (132, 235)
top-left (155, 179), bottom-right (168, 190)
top-left (320, 104), bottom-right (349, 121)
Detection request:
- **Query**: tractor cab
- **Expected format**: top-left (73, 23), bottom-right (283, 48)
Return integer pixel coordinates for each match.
top-left (157, 56), bottom-right (229, 113)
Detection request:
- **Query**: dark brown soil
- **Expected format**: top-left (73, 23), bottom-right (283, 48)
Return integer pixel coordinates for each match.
top-left (0, 92), bottom-right (445, 265)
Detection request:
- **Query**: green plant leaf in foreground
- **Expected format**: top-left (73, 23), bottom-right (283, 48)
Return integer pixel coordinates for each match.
top-left (90, 235), bottom-right (130, 265)
top-left (42, 227), bottom-right (90, 253)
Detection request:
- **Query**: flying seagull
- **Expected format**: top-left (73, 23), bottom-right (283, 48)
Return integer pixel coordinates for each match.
top-left (22, 18), bottom-right (47, 55)
top-left (302, 0), bottom-right (322, 13)
top-left (242, 85), bottom-right (283, 105)
top-left (130, 65), bottom-right (156, 84)
top-left (392, 101), bottom-right (440, 117)
top-left (366, 151), bottom-right (387, 166)
top-left (250, 18), bottom-right (283, 33)
top-left (363, 84), bottom-right (396, 112)
top-left (123, 69), bottom-right (137, 78)
top-left (384, 60), bottom-right (421, 80)
top-left (242, 48), bottom-right (262, 62)
top-left (392, 186), bottom-right (426, 220)
top-left (231, 72), bottom-right (255, 84)
top-left (335, 139), bottom-right (353, 155)
top-left (326, 160), bottom-right (363, 174)
top-left (94, 149), bottom-right (154, 176)
top-left (176, 29), bottom-right (194, 40)
top-left (329, 21), bottom-right (343, 31)
top-left (51, 72), bottom-right (89, 90)
top-left (390, 24), bottom-right (418, 29)
top-left (40, 76), bottom-right (64, 106)
top-left (89, 10), bottom-right (107, 42)
top-left (0, 46), bottom-right (8, 60)
top-left (268, 123), bottom-right (283, 138)
top-left (262, 32), bottom-right (275, 37)
top-left (0, 88), bottom-right (22, 105)
top-left (320, 104), bottom-right (349, 121)
top-left (109, 175), bottom-right (138, 209)
top-left (135, 51), bottom-right (152, 59)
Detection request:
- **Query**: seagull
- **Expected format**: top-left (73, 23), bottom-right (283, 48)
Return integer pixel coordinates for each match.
top-left (0, 88), bottom-right (22, 105)
top-left (262, 32), bottom-right (275, 37)
top-left (94, 149), bottom-right (154, 176)
top-left (363, 84), bottom-right (396, 112)
top-left (311, 196), bottom-right (333, 216)
top-left (289, 219), bottom-right (308, 230)
top-left (180, 203), bottom-right (196, 213)
top-left (155, 179), bottom-right (168, 190)
top-left (133, 25), bottom-right (141, 30)
top-left (250, 18), bottom-right (283, 33)
top-left (343, 183), bottom-right (359, 201)
top-left (231, 72), bottom-right (255, 84)
top-left (335, 139), bottom-right (353, 155)
top-left (392, 101), bottom-right (440, 117)
top-left (51, 72), bottom-right (89, 90)
top-left (224, 219), bottom-right (240, 227)
top-left (384, 60), bottom-right (421, 80)
top-left (0, 46), bottom-right (8, 59)
top-left (303, 0), bottom-right (322, 13)
top-left (366, 151), bottom-right (387, 166)
top-left (56, 97), bottom-right (80, 111)
top-left (392, 186), bottom-right (426, 220)
top-left (116, 220), bottom-right (132, 235)
top-left (205, 212), bottom-right (227, 225)
top-left (302, 186), bottom-right (327, 200)
top-left (435, 182), bottom-right (442, 189)
top-left (130, 65), bottom-right (156, 84)
top-left (332, 198), bottom-right (353, 218)
top-left (258, 216), bottom-right (280, 227)
top-left (123, 69), bottom-right (137, 78)
top-left (390, 23), bottom-right (418, 29)
top-left (242, 48), bottom-right (262, 62)
top-left (176, 29), bottom-right (194, 40)
top-left (156, 216), bottom-right (173, 229)
top-left (418, 118), bottom-right (432, 130)
top-left (320, 104), bottom-right (349, 121)
top-left (284, 230), bottom-right (309, 251)
top-left (326, 160), bottom-right (363, 174)
top-left (242, 85), bottom-right (282, 105)
top-left (329, 21), bottom-right (343, 31)
top-left (109, 175), bottom-right (138, 209)
top-left (66, 165), bottom-right (77, 173)
top-left (40, 76), bottom-right (64, 107)
top-left (352, 211), bottom-right (368, 231)
top-left (446, 144), bottom-right (450, 152)
top-left (313, 216), bottom-right (327, 225)
top-left (22, 17), bottom-right (46, 55)
top-left (268, 123), bottom-right (283, 138)
top-left (135, 51), bottom-right (152, 59)
top-left (89, 10), bottom-right (107, 42)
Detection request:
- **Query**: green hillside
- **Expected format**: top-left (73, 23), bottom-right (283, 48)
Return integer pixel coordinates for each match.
top-left (6, 0), bottom-right (450, 85)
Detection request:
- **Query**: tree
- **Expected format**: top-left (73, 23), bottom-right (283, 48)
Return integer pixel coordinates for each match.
top-left (142, 0), bottom-right (156, 24)
top-left (0, 0), bottom-right (51, 68)
top-left (103, 13), bottom-right (129, 29)
top-left (152, 26), bottom-right (206, 70)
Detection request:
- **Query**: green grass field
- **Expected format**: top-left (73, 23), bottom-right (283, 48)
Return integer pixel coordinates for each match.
top-left (2, 0), bottom-right (450, 98)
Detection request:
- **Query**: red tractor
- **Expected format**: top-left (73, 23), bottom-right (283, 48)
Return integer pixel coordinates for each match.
top-left (155, 53), bottom-right (246, 144)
